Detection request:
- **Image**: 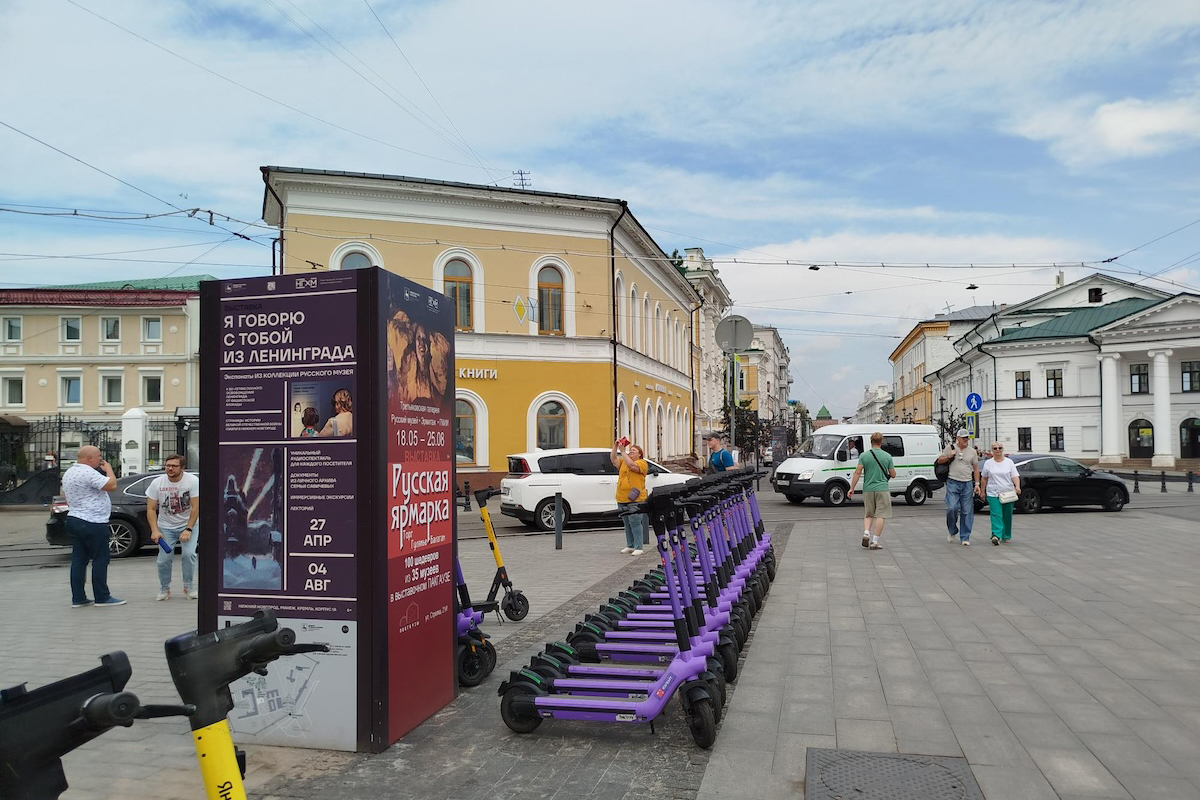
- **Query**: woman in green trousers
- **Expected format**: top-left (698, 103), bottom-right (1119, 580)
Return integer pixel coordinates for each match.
top-left (979, 442), bottom-right (1021, 545)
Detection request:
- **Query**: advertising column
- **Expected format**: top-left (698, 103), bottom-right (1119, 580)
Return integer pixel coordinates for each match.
top-left (379, 272), bottom-right (457, 741)
top-left (208, 272), bottom-right (362, 751)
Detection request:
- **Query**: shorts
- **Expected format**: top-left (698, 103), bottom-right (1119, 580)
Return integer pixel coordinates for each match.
top-left (863, 491), bottom-right (892, 519)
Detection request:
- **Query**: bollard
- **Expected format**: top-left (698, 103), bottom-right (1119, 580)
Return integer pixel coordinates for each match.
top-left (462, 481), bottom-right (472, 511)
top-left (1188, 470), bottom-right (1195, 493)
top-left (554, 491), bottom-right (563, 550)
top-left (1161, 471), bottom-right (1168, 493)
top-left (1133, 470), bottom-right (1140, 493)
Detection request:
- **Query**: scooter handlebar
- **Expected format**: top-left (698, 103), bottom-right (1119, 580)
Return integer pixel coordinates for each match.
top-left (79, 691), bottom-right (140, 729)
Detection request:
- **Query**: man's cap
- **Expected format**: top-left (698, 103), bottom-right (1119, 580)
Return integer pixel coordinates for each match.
top-left (956, 428), bottom-right (970, 438)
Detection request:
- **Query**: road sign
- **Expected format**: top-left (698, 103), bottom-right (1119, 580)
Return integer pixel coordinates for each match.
top-left (715, 315), bottom-right (753, 353)
top-left (964, 412), bottom-right (977, 437)
top-left (966, 393), bottom-right (982, 412)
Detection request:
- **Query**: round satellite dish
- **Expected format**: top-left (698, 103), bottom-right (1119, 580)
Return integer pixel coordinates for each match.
top-left (715, 315), bottom-right (753, 353)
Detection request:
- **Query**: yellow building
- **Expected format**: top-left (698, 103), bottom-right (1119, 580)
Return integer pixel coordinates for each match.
top-left (0, 279), bottom-right (203, 474)
top-left (262, 167), bottom-right (699, 484)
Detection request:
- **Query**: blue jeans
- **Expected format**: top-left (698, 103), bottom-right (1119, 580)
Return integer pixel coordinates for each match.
top-left (157, 525), bottom-right (198, 590)
top-left (67, 516), bottom-right (113, 604)
top-left (945, 479), bottom-right (975, 540)
top-left (618, 503), bottom-right (647, 548)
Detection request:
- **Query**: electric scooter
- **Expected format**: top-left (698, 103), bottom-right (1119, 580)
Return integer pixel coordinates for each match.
top-left (472, 486), bottom-right (529, 621)
top-left (454, 558), bottom-right (498, 687)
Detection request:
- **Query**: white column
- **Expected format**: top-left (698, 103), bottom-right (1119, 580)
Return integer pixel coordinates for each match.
top-left (1098, 352), bottom-right (1123, 464)
top-left (1149, 348), bottom-right (1175, 468)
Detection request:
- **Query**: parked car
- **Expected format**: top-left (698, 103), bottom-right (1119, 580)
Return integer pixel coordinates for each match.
top-left (46, 471), bottom-right (199, 557)
top-left (501, 448), bottom-right (697, 531)
top-left (772, 424), bottom-right (944, 507)
top-left (974, 454), bottom-right (1127, 513)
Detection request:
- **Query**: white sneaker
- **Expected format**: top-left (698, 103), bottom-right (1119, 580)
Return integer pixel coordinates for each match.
top-left (156, 588), bottom-right (171, 601)
top-left (861, 533), bottom-right (870, 548)
top-left (620, 547), bottom-right (633, 554)
top-left (962, 540), bottom-right (971, 546)
top-left (184, 587), bottom-right (199, 600)
top-left (948, 532), bottom-right (957, 542)
top-left (631, 549), bottom-right (644, 556)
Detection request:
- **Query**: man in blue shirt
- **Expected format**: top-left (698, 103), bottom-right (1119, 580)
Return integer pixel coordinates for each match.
top-left (707, 433), bottom-right (735, 472)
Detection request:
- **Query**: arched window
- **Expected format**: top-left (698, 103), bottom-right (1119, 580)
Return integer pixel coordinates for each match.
top-left (538, 266), bottom-right (564, 335)
top-left (643, 295), bottom-right (651, 355)
top-left (614, 273), bottom-right (626, 344)
top-left (340, 252), bottom-right (372, 270)
top-left (630, 287), bottom-right (640, 350)
top-left (537, 400), bottom-right (566, 449)
top-left (330, 241), bottom-right (383, 272)
top-left (631, 399), bottom-right (642, 451)
top-left (616, 395), bottom-right (628, 440)
top-left (1181, 418), bottom-right (1200, 459)
top-left (455, 399), bottom-right (476, 464)
top-left (444, 260), bottom-right (473, 331)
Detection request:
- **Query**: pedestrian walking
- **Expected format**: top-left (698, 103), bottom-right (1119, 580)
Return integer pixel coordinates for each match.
top-left (847, 432), bottom-right (897, 550)
top-left (706, 433), bottom-right (735, 473)
top-left (61, 445), bottom-right (124, 607)
top-left (611, 439), bottom-right (648, 555)
top-left (980, 442), bottom-right (1021, 545)
top-left (937, 429), bottom-right (981, 545)
top-left (147, 454), bottom-right (200, 600)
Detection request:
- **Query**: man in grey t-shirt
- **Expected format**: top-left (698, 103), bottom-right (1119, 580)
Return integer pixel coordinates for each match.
top-left (936, 429), bottom-right (981, 545)
top-left (61, 445), bottom-right (124, 607)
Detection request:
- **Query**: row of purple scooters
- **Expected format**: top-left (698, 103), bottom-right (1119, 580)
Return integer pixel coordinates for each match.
top-left (497, 467), bottom-right (776, 748)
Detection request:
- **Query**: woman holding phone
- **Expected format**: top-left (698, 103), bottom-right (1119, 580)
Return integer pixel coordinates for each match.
top-left (611, 438), bottom-right (648, 556)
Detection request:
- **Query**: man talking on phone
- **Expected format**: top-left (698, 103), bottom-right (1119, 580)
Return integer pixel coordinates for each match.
top-left (61, 445), bottom-right (125, 607)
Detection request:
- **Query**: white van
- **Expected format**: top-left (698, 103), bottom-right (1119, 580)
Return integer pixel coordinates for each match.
top-left (772, 424), bottom-right (944, 507)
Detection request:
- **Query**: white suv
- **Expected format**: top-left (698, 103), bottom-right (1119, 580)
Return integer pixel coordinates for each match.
top-left (500, 447), bottom-right (697, 531)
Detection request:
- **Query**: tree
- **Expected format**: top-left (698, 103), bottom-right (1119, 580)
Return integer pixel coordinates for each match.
top-left (721, 399), bottom-right (765, 458)
top-left (935, 407), bottom-right (968, 447)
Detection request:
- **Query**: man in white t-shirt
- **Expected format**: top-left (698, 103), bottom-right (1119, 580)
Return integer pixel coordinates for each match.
top-left (147, 454), bottom-right (201, 601)
top-left (61, 445), bottom-right (122, 608)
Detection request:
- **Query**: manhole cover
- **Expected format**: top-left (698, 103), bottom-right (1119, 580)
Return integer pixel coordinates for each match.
top-left (805, 749), bottom-right (984, 800)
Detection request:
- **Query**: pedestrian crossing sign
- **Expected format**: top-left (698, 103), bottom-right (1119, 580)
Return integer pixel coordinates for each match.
top-left (965, 412), bottom-right (977, 437)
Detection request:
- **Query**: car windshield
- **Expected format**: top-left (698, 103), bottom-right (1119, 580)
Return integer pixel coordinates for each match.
top-left (800, 434), bottom-right (844, 460)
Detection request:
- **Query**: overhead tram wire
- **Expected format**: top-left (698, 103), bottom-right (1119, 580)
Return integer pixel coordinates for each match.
top-left (65, 0), bottom-right (508, 175)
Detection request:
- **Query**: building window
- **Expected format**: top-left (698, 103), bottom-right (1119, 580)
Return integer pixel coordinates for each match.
top-left (339, 252), bottom-right (372, 270)
top-left (536, 400), bottom-right (566, 449)
top-left (537, 266), bottom-right (564, 335)
top-left (102, 375), bottom-right (123, 405)
top-left (101, 317), bottom-right (121, 342)
top-left (1, 317), bottom-right (19, 341)
top-left (455, 400), bottom-right (476, 464)
top-left (61, 376), bottom-right (81, 406)
top-left (1049, 426), bottom-right (1064, 451)
top-left (143, 375), bottom-right (163, 405)
top-left (143, 317), bottom-right (162, 341)
top-left (1017, 427), bottom-right (1031, 451)
top-left (62, 317), bottom-right (81, 342)
top-left (2, 377), bottom-right (23, 406)
top-left (444, 260), bottom-right (473, 331)
top-left (1130, 363), bottom-right (1149, 394)
top-left (1184, 361), bottom-right (1200, 392)
top-left (1046, 368), bottom-right (1063, 397)
top-left (1088, 287), bottom-right (1103, 303)
top-left (1015, 371), bottom-right (1031, 399)
top-left (737, 364), bottom-right (746, 391)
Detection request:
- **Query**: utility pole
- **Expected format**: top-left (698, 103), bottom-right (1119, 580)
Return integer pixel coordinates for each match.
top-left (938, 396), bottom-right (947, 447)
top-left (512, 170), bottom-right (531, 189)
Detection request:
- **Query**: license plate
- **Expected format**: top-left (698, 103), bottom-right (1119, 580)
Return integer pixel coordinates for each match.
top-left (775, 479), bottom-right (789, 486)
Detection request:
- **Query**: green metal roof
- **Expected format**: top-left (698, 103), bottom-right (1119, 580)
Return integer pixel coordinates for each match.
top-left (43, 275), bottom-right (216, 291)
top-left (991, 298), bottom-right (1159, 343)
top-left (815, 405), bottom-right (833, 419)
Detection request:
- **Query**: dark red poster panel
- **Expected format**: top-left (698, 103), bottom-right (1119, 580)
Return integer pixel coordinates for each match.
top-left (380, 273), bottom-right (456, 740)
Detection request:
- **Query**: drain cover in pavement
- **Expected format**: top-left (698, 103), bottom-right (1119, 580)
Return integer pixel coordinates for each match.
top-left (805, 749), bottom-right (984, 800)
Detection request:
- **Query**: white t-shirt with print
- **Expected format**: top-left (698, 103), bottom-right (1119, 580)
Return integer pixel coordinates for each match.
top-left (981, 457), bottom-right (1020, 496)
top-left (146, 472), bottom-right (200, 530)
top-left (62, 463), bottom-right (112, 523)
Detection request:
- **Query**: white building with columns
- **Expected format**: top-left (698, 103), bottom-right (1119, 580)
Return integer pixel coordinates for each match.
top-left (925, 274), bottom-right (1200, 469)
top-left (854, 381), bottom-right (892, 423)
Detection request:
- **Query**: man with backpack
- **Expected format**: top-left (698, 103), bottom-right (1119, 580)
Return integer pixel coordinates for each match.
top-left (847, 432), bottom-right (896, 551)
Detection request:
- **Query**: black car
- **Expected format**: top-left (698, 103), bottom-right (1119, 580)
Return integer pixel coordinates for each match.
top-left (975, 454), bottom-right (1127, 514)
top-left (46, 472), bottom-right (199, 557)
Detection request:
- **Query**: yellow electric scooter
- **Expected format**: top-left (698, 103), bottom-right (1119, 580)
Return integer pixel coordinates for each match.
top-left (473, 487), bottom-right (529, 621)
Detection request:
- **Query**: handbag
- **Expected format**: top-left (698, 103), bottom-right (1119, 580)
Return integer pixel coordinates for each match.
top-left (934, 455), bottom-right (950, 483)
top-left (997, 490), bottom-right (1018, 504)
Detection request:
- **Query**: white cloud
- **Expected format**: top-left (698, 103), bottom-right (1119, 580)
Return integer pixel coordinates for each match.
top-left (1014, 94), bottom-right (1200, 165)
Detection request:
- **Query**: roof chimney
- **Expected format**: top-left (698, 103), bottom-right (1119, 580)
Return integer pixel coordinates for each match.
top-left (1055, 270), bottom-right (1064, 288)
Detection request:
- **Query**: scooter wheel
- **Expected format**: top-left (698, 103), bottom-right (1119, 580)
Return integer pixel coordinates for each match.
top-left (502, 592), bottom-right (530, 621)
top-left (709, 672), bottom-right (727, 718)
top-left (686, 696), bottom-right (717, 749)
top-left (718, 642), bottom-right (739, 683)
top-left (457, 643), bottom-right (490, 687)
top-left (483, 640), bottom-right (498, 675)
top-left (500, 684), bottom-right (543, 734)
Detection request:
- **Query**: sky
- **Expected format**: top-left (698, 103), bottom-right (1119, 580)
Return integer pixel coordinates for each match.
top-left (3, 0), bottom-right (1200, 417)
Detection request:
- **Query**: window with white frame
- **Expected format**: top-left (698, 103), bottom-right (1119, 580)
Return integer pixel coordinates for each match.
top-left (60, 375), bottom-right (82, 406)
top-left (1, 317), bottom-right (20, 342)
top-left (101, 374), bottom-right (123, 406)
top-left (142, 317), bottom-right (162, 341)
top-left (1130, 363), bottom-right (1149, 394)
top-left (61, 317), bottom-right (81, 342)
top-left (444, 260), bottom-right (473, 331)
top-left (1183, 361), bottom-right (1199, 393)
top-left (100, 317), bottom-right (121, 342)
top-left (142, 374), bottom-right (163, 406)
top-left (339, 252), bottom-right (372, 270)
top-left (1046, 368), bottom-right (1063, 397)
top-left (1, 376), bottom-right (23, 406)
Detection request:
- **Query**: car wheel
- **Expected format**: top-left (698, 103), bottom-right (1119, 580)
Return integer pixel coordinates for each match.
top-left (534, 497), bottom-right (569, 532)
top-left (822, 482), bottom-right (848, 507)
top-left (904, 481), bottom-right (928, 506)
top-left (786, 495), bottom-right (805, 505)
top-left (1017, 487), bottom-right (1042, 514)
top-left (1102, 486), bottom-right (1126, 512)
top-left (108, 519), bottom-right (139, 558)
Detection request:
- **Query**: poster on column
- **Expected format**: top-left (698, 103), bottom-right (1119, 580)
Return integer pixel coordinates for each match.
top-left (381, 271), bottom-right (456, 740)
top-left (214, 271), bottom-right (360, 750)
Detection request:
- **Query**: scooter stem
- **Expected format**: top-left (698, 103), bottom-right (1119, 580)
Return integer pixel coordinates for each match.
top-left (192, 718), bottom-right (247, 800)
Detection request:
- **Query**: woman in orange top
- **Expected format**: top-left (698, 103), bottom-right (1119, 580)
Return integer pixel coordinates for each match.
top-left (611, 439), bottom-right (648, 556)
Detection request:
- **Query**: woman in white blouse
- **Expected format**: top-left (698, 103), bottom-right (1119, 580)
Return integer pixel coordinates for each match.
top-left (979, 442), bottom-right (1021, 545)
